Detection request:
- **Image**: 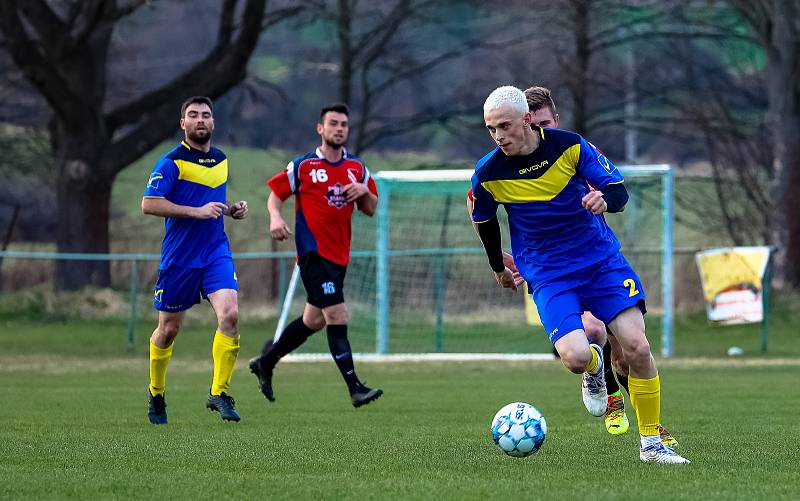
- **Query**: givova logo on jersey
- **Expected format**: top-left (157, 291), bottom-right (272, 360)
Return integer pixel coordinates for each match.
top-left (325, 183), bottom-right (347, 209)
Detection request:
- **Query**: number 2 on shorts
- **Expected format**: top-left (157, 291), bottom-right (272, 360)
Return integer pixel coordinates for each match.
top-left (623, 278), bottom-right (639, 297)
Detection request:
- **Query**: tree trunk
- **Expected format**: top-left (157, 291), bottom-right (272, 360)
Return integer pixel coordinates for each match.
top-left (766, 1), bottom-right (800, 287)
top-left (337, 0), bottom-right (353, 105)
top-left (0, 0), bottom-right (275, 291)
top-left (770, 104), bottom-right (800, 287)
top-left (571, 0), bottom-right (590, 136)
top-left (54, 123), bottom-right (112, 290)
top-left (782, 131), bottom-right (800, 286)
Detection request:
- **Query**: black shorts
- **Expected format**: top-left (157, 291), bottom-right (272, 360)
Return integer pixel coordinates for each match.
top-left (299, 252), bottom-right (347, 308)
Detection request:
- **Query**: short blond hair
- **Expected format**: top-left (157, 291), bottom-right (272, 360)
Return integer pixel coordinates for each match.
top-left (483, 86), bottom-right (528, 114)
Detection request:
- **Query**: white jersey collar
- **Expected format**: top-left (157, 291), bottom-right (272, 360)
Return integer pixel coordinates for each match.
top-left (315, 147), bottom-right (348, 160)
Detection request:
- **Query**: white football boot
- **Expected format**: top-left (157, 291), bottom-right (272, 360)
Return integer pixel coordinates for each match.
top-left (581, 343), bottom-right (607, 417)
top-left (640, 442), bottom-right (691, 464)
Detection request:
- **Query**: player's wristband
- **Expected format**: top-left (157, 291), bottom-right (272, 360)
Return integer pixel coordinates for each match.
top-left (602, 183), bottom-right (629, 213)
top-left (476, 216), bottom-right (505, 273)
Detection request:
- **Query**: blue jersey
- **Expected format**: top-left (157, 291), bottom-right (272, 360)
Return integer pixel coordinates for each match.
top-left (143, 141), bottom-right (231, 269)
top-left (471, 128), bottom-right (625, 288)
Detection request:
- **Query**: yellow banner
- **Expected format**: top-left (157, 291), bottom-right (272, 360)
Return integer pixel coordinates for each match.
top-left (695, 247), bottom-right (770, 325)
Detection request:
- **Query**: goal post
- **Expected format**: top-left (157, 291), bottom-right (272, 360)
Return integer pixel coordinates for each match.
top-left (372, 165), bottom-right (675, 357)
top-left (374, 170), bottom-right (485, 354)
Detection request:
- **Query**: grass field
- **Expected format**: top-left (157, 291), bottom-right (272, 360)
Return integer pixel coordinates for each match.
top-left (2, 291), bottom-right (798, 358)
top-left (1, 355), bottom-right (798, 500)
top-left (2, 305), bottom-right (800, 500)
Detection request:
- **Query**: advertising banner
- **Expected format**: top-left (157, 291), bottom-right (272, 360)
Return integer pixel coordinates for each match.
top-left (695, 247), bottom-right (771, 325)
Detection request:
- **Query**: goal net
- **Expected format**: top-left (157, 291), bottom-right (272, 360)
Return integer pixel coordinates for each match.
top-left (276, 166), bottom-right (674, 357)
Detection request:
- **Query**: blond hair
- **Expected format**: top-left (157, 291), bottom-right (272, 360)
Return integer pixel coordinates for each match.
top-left (483, 86), bottom-right (528, 114)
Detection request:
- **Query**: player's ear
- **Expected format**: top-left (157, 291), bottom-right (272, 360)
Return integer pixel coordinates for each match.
top-left (180, 117), bottom-right (186, 130)
top-left (316, 122), bottom-right (324, 135)
top-left (522, 112), bottom-right (532, 125)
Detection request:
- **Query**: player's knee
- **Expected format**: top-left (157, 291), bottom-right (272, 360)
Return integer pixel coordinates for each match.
top-left (323, 304), bottom-right (348, 325)
top-left (159, 322), bottom-right (180, 342)
top-left (219, 305), bottom-right (239, 332)
top-left (624, 336), bottom-right (651, 365)
top-left (303, 315), bottom-right (325, 331)
top-left (585, 324), bottom-right (605, 346)
top-left (559, 346), bottom-right (591, 374)
top-left (327, 311), bottom-right (348, 325)
top-left (582, 316), bottom-right (606, 345)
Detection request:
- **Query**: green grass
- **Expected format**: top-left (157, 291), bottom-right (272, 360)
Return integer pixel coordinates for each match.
top-left (2, 290), bottom-right (798, 358)
top-left (1, 142), bottom-right (792, 497)
top-left (1, 305), bottom-right (799, 499)
top-left (1, 357), bottom-right (798, 500)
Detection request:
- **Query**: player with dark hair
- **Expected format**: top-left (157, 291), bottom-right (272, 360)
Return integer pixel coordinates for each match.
top-left (249, 103), bottom-right (383, 407)
top-left (471, 86), bottom-right (689, 464)
top-left (142, 96), bottom-right (248, 424)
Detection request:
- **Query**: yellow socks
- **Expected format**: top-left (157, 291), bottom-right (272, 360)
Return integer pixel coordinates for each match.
top-left (149, 341), bottom-right (174, 396)
top-left (585, 344), bottom-right (600, 374)
top-left (211, 330), bottom-right (240, 395)
top-left (629, 373), bottom-right (661, 436)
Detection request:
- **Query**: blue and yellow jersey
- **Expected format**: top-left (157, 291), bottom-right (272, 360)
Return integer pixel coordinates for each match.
top-left (143, 141), bottom-right (231, 269)
top-left (471, 128), bottom-right (624, 287)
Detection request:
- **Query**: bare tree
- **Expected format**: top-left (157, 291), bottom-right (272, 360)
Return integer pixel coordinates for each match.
top-left (0, 0), bottom-right (300, 290)
top-left (532, 0), bottom-right (782, 252)
top-left (657, 0), bottom-right (800, 285)
top-left (305, 0), bottom-right (539, 152)
top-left (725, 0), bottom-right (800, 286)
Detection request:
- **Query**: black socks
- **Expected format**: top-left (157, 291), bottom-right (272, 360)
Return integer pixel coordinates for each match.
top-left (327, 324), bottom-right (360, 393)
top-left (262, 317), bottom-right (316, 366)
top-left (603, 341), bottom-right (620, 395)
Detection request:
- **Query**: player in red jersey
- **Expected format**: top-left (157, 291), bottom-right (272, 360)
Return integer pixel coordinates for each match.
top-left (249, 103), bottom-right (383, 407)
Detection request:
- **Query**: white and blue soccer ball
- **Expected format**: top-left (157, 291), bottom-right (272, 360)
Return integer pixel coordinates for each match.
top-left (491, 402), bottom-right (547, 457)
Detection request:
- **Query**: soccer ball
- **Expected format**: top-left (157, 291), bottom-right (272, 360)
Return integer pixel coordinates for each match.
top-left (491, 402), bottom-right (547, 457)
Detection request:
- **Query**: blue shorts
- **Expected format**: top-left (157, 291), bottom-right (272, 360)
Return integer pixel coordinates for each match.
top-left (153, 256), bottom-right (238, 312)
top-left (531, 252), bottom-right (646, 344)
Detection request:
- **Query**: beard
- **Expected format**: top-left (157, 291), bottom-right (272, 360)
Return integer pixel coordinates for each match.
top-left (323, 136), bottom-right (346, 149)
top-left (187, 128), bottom-right (212, 144)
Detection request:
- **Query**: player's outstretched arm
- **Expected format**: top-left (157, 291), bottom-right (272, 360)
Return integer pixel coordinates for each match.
top-left (267, 192), bottom-right (293, 241)
top-left (142, 197), bottom-right (226, 219)
top-left (226, 200), bottom-right (249, 220)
